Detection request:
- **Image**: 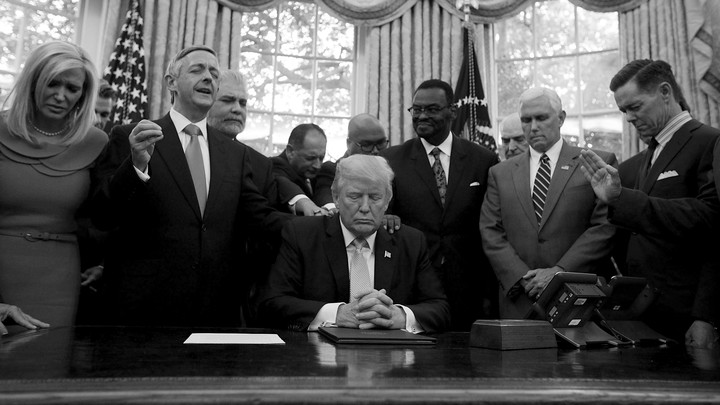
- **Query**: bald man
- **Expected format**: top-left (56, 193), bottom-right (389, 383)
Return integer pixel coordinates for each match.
top-left (499, 112), bottom-right (528, 161)
top-left (313, 113), bottom-right (389, 208)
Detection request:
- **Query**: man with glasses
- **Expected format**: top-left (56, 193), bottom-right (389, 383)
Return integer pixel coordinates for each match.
top-left (380, 79), bottom-right (499, 331)
top-left (314, 113), bottom-right (389, 210)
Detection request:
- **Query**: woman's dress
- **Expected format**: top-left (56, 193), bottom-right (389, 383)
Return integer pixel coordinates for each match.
top-left (0, 118), bottom-right (107, 326)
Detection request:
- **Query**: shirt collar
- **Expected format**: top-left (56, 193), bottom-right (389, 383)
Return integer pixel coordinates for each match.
top-left (340, 220), bottom-right (377, 253)
top-left (170, 107), bottom-right (208, 137)
top-left (655, 111), bottom-right (691, 147)
top-left (420, 134), bottom-right (453, 157)
top-left (529, 137), bottom-right (563, 164)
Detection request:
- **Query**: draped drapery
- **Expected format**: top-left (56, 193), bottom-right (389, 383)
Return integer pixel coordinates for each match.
top-left (102, 0), bottom-right (244, 119)
top-left (100, 0), bottom-right (720, 155)
top-left (363, 1), bottom-right (492, 144)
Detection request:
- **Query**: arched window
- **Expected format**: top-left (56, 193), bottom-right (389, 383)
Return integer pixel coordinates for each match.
top-left (238, 1), bottom-right (356, 160)
top-left (493, 0), bottom-right (622, 158)
top-left (0, 0), bottom-right (80, 106)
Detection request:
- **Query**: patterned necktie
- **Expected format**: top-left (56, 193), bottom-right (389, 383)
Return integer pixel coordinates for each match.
top-left (430, 147), bottom-right (447, 205)
top-left (532, 154), bottom-right (551, 225)
top-left (638, 137), bottom-right (659, 185)
top-left (184, 124), bottom-right (207, 216)
top-left (349, 237), bottom-right (371, 301)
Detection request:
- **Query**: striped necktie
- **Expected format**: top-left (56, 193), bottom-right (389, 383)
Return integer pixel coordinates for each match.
top-left (184, 124), bottom-right (207, 216)
top-left (532, 154), bottom-right (551, 225)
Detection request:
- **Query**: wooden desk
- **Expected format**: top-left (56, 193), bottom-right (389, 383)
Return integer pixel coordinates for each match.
top-left (1, 326), bottom-right (719, 403)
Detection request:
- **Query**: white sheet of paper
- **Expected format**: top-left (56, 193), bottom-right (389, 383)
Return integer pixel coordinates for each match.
top-left (183, 333), bottom-right (285, 345)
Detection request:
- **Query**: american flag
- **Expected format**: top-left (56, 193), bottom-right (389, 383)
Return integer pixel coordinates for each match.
top-left (103, 0), bottom-right (148, 125)
top-left (452, 25), bottom-right (497, 153)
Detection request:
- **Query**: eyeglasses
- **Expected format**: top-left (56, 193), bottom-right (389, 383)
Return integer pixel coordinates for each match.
top-left (407, 105), bottom-right (450, 117)
top-left (353, 140), bottom-right (389, 153)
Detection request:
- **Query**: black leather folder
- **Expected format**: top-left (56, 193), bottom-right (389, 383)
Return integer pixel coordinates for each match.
top-left (318, 327), bottom-right (436, 345)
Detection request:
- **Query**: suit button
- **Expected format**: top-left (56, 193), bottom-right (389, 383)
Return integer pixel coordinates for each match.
top-left (538, 238), bottom-right (546, 243)
top-left (201, 225), bottom-right (207, 232)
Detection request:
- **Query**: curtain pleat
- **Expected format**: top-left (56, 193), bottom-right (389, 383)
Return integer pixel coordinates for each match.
top-left (364, 1), bottom-right (492, 144)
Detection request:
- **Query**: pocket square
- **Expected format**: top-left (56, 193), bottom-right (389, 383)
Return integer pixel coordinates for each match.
top-left (657, 170), bottom-right (678, 180)
top-left (469, 182), bottom-right (480, 187)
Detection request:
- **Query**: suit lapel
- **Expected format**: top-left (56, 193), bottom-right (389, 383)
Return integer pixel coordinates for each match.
top-left (410, 139), bottom-right (444, 208)
top-left (641, 120), bottom-right (695, 194)
top-left (154, 114), bottom-right (203, 219)
top-left (325, 217), bottom-right (351, 301)
top-left (204, 129), bottom-right (228, 219)
top-left (540, 143), bottom-right (579, 229)
top-left (373, 228), bottom-right (396, 291)
top-left (512, 151), bottom-right (537, 229)
top-left (445, 136), bottom-right (466, 213)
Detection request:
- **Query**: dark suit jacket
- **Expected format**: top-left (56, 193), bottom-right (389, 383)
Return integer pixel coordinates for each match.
top-left (609, 119), bottom-right (720, 339)
top-left (480, 143), bottom-right (617, 318)
top-left (93, 113), bottom-right (290, 327)
top-left (271, 151), bottom-right (315, 197)
top-left (380, 136), bottom-right (498, 330)
top-left (256, 216), bottom-right (450, 332)
top-left (313, 159), bottom-right (338, 206)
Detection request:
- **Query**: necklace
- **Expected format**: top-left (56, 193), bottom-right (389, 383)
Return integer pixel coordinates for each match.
top-left (30, 121), bottom-right (68, 137)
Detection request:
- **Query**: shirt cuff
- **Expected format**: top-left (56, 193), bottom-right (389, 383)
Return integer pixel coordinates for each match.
top-left (308, 302), bottom-right (343, 331)
top-left (322, 203), bottom-right (336, 210)
top-left (397, 304), bottom-right (423, 334)
top-left (133, 165), bottom-right (150, 182)
top-left (288, 195), bottom-right (310, 215)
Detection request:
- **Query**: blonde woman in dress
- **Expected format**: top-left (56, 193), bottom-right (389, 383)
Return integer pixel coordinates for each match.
top-left (0, 41), bottom-right (108, 332)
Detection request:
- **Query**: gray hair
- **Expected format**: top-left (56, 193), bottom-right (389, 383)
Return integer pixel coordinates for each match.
top-left (518, 87), bottom-right (563, 114)
top-left (165, 45), bottom-right (217, 103)
top-left (331, 154), bottom-right (394, 200)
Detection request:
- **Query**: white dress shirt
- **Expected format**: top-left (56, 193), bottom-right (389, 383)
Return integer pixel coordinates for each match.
top-left (420, 135), bottom-right (453, 183)
top-left (651, 111), bottom-right (691, 165)
top-left (528, 138), bottom-right (563, 193)
top-left (308, 221), bottom-right (422, 333)
top-left (134, 108), bottom-right (211, 192)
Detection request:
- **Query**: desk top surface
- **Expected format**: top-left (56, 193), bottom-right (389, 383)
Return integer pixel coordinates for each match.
top-left (1, 326), bottom-right (719, 403)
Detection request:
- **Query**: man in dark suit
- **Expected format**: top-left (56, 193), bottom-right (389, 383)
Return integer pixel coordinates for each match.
top-left (271, 123), bottom-right (327, 214)
top-left (580, 59), bottom-right (720, 347)
top-left (206, 69), bottom-right (321, 215)
top-left (313, 113), bottom-right (389, 210)
top-left (94, 46), bottom-right (289, 327)
top-left (380, 79), bottom-right (498, 331)
top-left (257, 155), bottom-right (450, 333)
top-left (480, 87), bottom-right (617, 319)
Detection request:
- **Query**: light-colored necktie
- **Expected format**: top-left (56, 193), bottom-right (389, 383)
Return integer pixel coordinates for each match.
top-left (184, 124), bottom-right (207, 216)
top-left (532, 153), bottom-right (550, 225)
top-left (430, 147), bottom-right (447, 206)
top-left (349, 237), bottom-right (371, 301)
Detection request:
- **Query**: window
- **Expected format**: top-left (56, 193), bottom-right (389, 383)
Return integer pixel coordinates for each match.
top-left (493, 0), bottom-right (622, 158)
top-left (0, 0), bottom-right (80, 106)
top-left (239, 0), bottom-right (356, 160)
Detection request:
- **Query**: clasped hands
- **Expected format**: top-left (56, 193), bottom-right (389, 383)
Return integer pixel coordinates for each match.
top-left (336, 288), bottom-right (406, 329)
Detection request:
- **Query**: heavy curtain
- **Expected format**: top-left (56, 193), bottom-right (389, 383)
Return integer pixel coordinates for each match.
top-left (101, 0), bottom-right (719, 154)
top-left (103, 0), bottom-right (244, 119)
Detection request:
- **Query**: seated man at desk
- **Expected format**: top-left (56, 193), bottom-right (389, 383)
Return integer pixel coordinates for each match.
top-left (256, 155), bottom-right (450, 333)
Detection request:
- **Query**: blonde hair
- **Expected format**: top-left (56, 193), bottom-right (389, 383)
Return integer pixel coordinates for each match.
top-left (3, 41), bottom-right (97, 146)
